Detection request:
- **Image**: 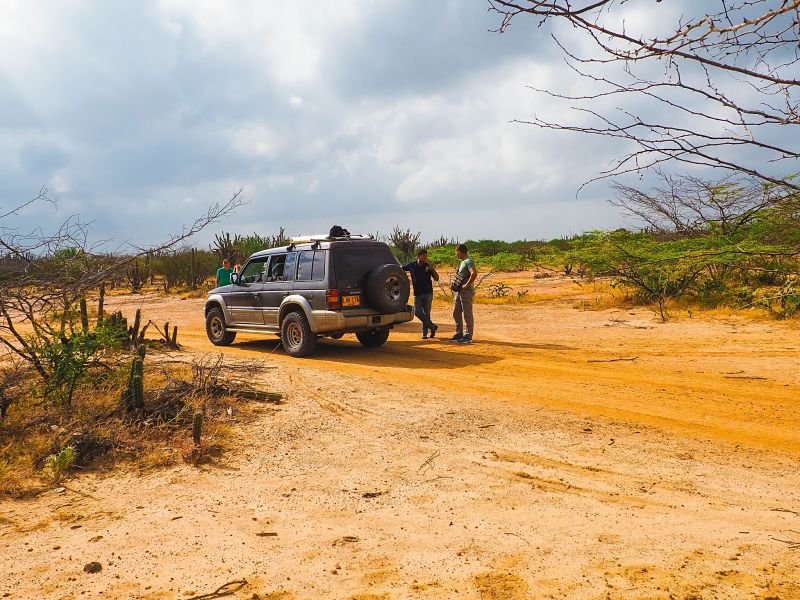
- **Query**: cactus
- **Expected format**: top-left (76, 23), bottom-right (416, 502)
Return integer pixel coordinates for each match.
top-left (132, 373), bottom-right (144, 409)
top-left (106, 310), bottom-right (127, 331)
top-left (129, 309), bottom-right (141, 341)
top-left (192, 413), bottom-right (203, 446)
top-left (127, 263), bottom-right (145, 293)
top-left (121, 347), bottom-right (146, 412)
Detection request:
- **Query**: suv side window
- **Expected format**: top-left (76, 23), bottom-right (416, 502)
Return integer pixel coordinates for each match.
top-left (266, 253), bottom-right (296, 282)
top-left (297, 250), bottom-right (326, 282)
top-left (239, 257), bottom-right (268, 284)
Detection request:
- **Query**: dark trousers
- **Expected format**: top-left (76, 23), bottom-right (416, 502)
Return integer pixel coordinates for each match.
top-left (414, 293), bottom-right (434, 335)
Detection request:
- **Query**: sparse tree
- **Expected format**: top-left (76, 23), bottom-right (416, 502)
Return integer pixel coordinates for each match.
top-left (489, 1), bottom-right (800, 191)
top-left (0, 187), bottom-right (244, 405)
top-left (610, 172), bottom-right (787, 238)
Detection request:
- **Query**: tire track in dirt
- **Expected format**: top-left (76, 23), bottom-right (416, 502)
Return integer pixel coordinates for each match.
top-left (3, 289), bottom-right (786, 599)
top-left (190, 328), bottom-right (800, 455)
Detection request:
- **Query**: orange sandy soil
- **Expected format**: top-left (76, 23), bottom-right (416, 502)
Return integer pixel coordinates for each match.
top-left (2, 275), bottom-right (799, 599)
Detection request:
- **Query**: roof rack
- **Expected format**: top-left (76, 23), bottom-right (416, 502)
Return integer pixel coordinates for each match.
top-left (289, 233), bottom-right (374, 244)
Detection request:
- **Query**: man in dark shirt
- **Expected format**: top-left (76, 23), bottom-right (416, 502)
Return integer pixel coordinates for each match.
top-left (402, 249), bottom-right (440, 339)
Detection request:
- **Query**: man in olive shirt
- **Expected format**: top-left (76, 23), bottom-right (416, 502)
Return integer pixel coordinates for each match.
top-left (403, 249), bottom-right (440, 339)
top-left (450, 243), bottom-right (477, 344)
top-left (216, 258), bottom-right (233, 287)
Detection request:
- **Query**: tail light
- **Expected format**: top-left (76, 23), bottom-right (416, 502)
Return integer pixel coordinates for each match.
top-left (326, 289), bottom-right (340, 310)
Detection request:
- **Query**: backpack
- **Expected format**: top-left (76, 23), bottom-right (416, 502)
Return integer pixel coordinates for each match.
top-left (329, 225), bottom-right (351, 238)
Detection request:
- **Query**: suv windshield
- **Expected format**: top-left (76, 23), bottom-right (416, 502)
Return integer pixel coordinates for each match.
top-left (334, 246), bottom-right (397, 290)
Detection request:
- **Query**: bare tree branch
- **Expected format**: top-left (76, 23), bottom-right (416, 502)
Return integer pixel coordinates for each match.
top-left (489, 0), bottom-right (800, 190)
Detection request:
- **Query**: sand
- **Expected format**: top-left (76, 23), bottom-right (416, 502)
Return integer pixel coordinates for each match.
top-left (2, 276), bottom-right (799, 599)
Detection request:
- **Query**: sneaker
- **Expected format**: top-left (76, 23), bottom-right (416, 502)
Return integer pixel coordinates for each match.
top-left (448, 333), bottom-right (463, 342)
top-left (422, 334), bottom-right (428, 339)
top-left (458, 335), bottom-right (473, 345)
top-left (430, 324), bottom-right (438, 338)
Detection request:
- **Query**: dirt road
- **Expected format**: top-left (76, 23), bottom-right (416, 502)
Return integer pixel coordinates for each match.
top-left (2, 279), bottom-right (799, 599)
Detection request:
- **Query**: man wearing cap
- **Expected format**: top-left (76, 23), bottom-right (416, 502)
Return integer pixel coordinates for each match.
top-left (402, 249), bottom-right (440, 339)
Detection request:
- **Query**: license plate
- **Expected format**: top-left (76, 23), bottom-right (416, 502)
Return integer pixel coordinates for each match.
top-left (342, 294), bottom-right (361, 307)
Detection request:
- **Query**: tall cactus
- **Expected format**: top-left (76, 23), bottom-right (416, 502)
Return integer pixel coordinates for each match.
top-left (121, 345), bottom-right (147, 412)
top-left (129, 308), bottom-right (141, 341)
top-left (192, 412), bottom-right (203, 446)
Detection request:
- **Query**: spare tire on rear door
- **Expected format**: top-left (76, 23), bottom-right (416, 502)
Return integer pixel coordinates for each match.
top-left (365, 264), bottom-right (410, 313)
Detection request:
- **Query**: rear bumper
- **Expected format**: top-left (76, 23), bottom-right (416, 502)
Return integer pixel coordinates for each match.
top-left (309, 306), bottom-right (413, 334)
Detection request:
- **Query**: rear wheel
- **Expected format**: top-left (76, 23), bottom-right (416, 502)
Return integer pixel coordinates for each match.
top-left (281, 311), bottom-right (318, 357)
top-left (206, 307), bottom-right (236, 346)
top-left (356, 327), bottom-right (390, 348)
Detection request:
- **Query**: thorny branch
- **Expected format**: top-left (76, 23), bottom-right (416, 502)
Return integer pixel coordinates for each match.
top-left (0, 188), bottom-right (244, 375)
top-left (488, 0), bottom-right (800, 190)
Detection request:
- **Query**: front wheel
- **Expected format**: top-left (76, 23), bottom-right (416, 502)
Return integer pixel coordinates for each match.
top-left (356, 327), bottom-right (390, 348)
top-left (206, 307), bottom-right (237, 346)
top-left (281, 311), bottom-right (318, 357)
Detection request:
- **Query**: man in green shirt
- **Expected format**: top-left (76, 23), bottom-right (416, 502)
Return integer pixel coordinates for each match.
top-left (216, 258), bottom-right (233, 287)
top-left (450, 243), bottom-right (477, 344)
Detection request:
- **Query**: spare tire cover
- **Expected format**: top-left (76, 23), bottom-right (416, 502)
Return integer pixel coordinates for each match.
top-left (365, 264), bottom-right (410, 313)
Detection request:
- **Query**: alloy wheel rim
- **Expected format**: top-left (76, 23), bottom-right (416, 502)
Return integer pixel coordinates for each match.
top-left (385, 275), bottom-right (402, 301)
top-left (286, 322), bottom-right (302, 347)
top-left (210, 316), bottom-right (224, 338)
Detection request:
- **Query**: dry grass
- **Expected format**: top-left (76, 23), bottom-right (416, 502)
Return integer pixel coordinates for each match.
top-left (0, 353), bottom-right (273, 497)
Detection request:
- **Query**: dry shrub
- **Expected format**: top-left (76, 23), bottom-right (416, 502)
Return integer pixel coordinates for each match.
top-left (0, 352), bottom-right (276, 496)
top-left (573, 281), bottom-right (635, 311)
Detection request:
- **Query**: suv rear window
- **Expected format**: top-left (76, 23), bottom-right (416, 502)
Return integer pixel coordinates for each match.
top-left (296, 250), bottom-right (326, 281)
top-left (333, 246), bottom-right (397, 289)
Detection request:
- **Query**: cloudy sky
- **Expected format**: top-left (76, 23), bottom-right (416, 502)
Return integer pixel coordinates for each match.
top-left (1, 1), bottom-right (685, 246)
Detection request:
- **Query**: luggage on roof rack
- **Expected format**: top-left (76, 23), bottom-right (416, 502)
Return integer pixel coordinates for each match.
top-left (289, 233), bottom-right (373, 244)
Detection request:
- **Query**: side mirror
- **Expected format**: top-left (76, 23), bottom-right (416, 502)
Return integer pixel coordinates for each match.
top-left (230, 272), bottom-right (240, 285)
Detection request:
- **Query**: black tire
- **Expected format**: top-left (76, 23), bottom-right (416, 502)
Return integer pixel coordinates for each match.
top-left (281, 311), bottom-right (318, 357)
top-left (365, 264), bottom-right (410, 313)
top-left (206, 306), bottom-right (236, 346)
top-left (356, 327), bottom-right (390, 348)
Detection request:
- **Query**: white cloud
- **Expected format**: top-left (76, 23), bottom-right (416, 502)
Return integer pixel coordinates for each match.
top-left (3, 0), bottom-right (749, 244)
top-left (226, 122), bottom-right (282, 159)
top-left (49, 171), bottom-right (69, 194)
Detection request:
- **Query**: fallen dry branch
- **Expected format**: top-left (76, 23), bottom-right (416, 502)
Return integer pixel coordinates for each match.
top-left (771, 536), bottom-right (800, 551)
top-left (771, 508), bottom-right (800, 517)
top-left (185, 579), bottom-right (248, 600)
top-left (213, 385), bottom-right (283, 404)
top-left (587, 357), bottom-right (639, 363)
top-left (417, 450), bottom-right (440, 474)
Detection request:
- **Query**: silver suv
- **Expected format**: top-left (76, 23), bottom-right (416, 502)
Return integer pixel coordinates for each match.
top-left (204, 233), bottom-right (413, 357)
